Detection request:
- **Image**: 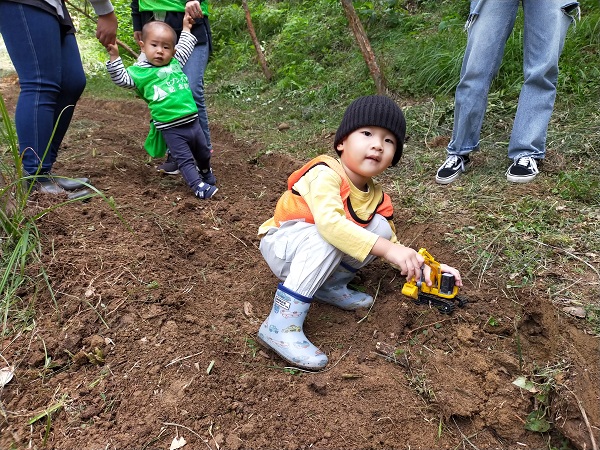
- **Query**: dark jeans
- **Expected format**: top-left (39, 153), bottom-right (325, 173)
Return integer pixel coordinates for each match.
top-left (0, 2), bottom-right (86, 175)
top-left (161, 118), bottom-right (211, 191)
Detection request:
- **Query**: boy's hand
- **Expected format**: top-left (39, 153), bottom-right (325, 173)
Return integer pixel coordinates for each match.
top-left (421, 263), bottom-right (462, 288)
top-left (439, 264), bottom-right (463, 287)
top-left (106, 43), bottom-right (120, 61)
top-left (372, 239), bottom-right (424, 283)
top-left (185, 0), bottom-right (204, 18)
top-left (183, 12), bottom-right (194, 32)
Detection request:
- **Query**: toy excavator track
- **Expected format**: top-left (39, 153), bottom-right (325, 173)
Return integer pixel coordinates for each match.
top-left (415, 293), bottom-right (467, 315)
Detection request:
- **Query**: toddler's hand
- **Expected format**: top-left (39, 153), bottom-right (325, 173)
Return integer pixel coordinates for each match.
top-left (106, 43), bottom-right (119, 61)
top-left (183, 12), bottom-right (195, 32)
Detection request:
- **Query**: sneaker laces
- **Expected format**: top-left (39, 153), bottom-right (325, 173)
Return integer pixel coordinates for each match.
top-left (514, 156), bottom-right (539, 173)
top-left (443, 155), bottom-right (461, 168)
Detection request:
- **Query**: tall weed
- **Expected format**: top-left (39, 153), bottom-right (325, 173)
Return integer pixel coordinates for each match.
top-left (0, 94), bottom-right (118, 335)
top-left (0, 94), bottom-right (44, 335)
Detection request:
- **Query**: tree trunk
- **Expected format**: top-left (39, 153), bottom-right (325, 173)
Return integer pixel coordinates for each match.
top-left (340, 0), bottom-right (387, 95)
top-left (242, 0), bottom-right (273, 82)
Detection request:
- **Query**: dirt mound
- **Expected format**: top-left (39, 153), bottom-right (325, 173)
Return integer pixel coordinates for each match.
top-left (1, 83), bottom-right (598, 449)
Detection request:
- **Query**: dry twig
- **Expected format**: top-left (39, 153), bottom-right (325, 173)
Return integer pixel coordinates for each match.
top-left (163, 422), bottom-right (211, 450)
top-left (565, 387), bottom-right (598, 450)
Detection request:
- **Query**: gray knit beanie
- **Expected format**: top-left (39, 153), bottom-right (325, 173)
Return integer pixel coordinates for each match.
top-left (334, 95), bottom-right (406, 166)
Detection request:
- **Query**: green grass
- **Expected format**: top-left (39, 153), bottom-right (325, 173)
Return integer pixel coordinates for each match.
top-left (0, 92), bottom-right (122, 336)
top-left (0, 97), bottom-right (43, 336)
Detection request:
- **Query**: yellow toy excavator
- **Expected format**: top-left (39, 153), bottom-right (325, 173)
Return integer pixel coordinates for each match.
top-left (401, 248), bottom-right (466, 314)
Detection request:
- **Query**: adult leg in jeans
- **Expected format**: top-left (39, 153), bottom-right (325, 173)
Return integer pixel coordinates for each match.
top-left (446, 0), bottom-right (519, 157)
top-left (0, 3), bottom-right (86, 176)
top-left (182, 43), bottom-right (212, 150)
top-left (508, 0), bottom-right (575, 161)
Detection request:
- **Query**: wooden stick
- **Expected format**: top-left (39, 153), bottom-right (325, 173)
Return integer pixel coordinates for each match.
top-left (340, 0), bottom-right (387, 95)
top-left (241, 0), bottom-right (272, 81)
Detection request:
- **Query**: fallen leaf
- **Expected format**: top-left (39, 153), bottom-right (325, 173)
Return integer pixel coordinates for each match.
top-left (512, 376), bottom-right (538, 393)
top-left (170, 436), bottom-right (187, 450)
top-left (0, 366), bottom-right (15, 388)
top-left (85, 287), bottom-right (95, 298)
top-left (243, 301), bottom-right (254, 317)
top-left (562, 306), bottom-right (586, 318)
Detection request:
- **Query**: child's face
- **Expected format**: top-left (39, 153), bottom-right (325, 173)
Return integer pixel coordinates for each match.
top-left (337, 126), bottom-right (396, 187)
top-left (139, 27), bottom-right (176, 67)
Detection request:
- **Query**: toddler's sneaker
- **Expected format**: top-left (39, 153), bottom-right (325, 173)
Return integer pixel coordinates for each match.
top-left (195, 181), bottom-right (218, 199)
top-left (157, 153), bottom-right (179, 175)
top-left (200, 167), bottom-right (217, 185)
top-left (435, 154), bottom-right (471, 184)
top-left (506, 156), bottom-right (540, 183)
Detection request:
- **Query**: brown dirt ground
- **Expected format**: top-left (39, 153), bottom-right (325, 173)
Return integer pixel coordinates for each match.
top-left (1, 75), bottom-right (599, 450)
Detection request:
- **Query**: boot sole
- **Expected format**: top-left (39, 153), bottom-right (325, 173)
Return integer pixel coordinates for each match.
top-left (255, 335), bottom-right (325, 372)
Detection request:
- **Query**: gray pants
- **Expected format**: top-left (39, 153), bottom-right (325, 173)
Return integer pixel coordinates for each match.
top-left (259, 215), bottom-right (393, 298)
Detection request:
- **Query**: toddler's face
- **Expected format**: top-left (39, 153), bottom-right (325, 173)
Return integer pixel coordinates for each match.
top-left (140, 27), bottom-right (176, 67)
top-left (337, 126), bottom-right (396, 185)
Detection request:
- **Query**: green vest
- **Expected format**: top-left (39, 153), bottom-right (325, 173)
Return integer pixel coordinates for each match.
top-left (138, 0), bottom-right (209, 16)
top-left (126, 59), bottom-right (197, 124)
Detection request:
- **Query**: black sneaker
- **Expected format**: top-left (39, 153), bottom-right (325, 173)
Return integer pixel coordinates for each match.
top-left (195, 181), bottom-right (218, 199)
top-left (435, 154), bottom-right (471, 184)
top-left (157, 153), bottom-right (179, 175)
top-left (200, 167), bottom-right (217, 185)
top-left (506, 156), bottom-right (540, 183)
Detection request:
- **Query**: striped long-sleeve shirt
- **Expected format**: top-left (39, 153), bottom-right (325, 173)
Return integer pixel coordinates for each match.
top-left (106, 31), bottom-right (198, 129)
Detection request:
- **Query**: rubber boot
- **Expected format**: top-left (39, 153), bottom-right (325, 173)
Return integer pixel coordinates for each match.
top-left (314, 264), bottom-right (373, 310)
top-left (257, 284), bottom-right (328, 370)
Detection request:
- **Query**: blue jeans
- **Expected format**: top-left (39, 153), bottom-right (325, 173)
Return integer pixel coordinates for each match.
top-left (182, 43), bottom-right (212, 150)
top-left (0, 2), bottom-right (86, 175)
top-left (447, 0), bottom-right (579, 161)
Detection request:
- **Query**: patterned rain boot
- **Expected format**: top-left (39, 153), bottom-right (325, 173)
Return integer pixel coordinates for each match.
top-left (257, 284), bottom-right (328, 370)
top-left (314, 263), bottom-right (373, 310)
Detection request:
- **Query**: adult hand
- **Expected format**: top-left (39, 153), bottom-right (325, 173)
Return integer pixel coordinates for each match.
top-left (97, 11), bottom-right (118, 47)
top-left (133, 31), bottom-right (142, 45)
top-left (185, 0), bottom-right (203, 18)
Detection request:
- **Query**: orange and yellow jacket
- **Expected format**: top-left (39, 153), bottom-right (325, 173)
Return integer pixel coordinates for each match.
top-left (258, 155), bottom-right (399, 262)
